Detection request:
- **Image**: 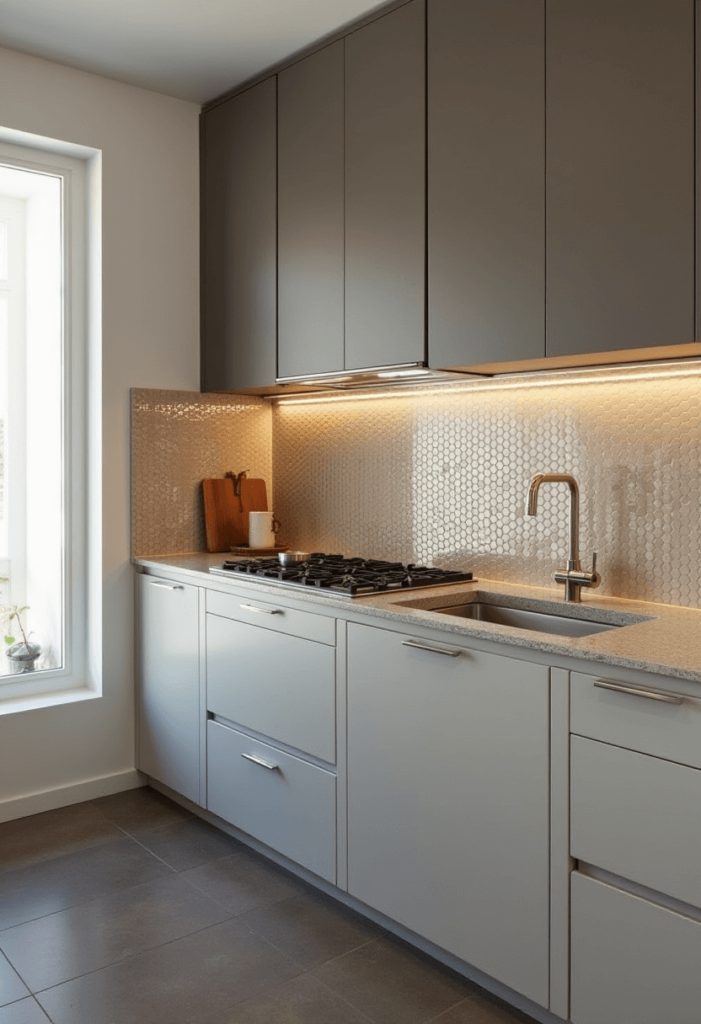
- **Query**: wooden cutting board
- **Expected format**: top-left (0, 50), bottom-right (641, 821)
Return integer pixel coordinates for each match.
top-left (202, 473), bottom-right (268, 552)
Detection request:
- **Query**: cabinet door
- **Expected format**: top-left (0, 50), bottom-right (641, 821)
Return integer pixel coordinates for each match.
top-left (201, 78), bottom-right (277, 391)
top-left (137, 575), bottom-right (201, 803)
top-left (571, 872), bottom-right (701, 1024)
top-left (347, 623), bottom-right (550, 1007)
top-left (344, 0), bottom-right (425, 370)
top-left (546, 0), bottom-right (694, 358)
top-left (278, 43), bottom-right (345, 380)
top-left (428, 0), bottom-right (545, 371)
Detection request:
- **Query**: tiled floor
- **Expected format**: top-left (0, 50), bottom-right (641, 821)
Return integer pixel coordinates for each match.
top-left (0, 787), bottom-right (537, 1024)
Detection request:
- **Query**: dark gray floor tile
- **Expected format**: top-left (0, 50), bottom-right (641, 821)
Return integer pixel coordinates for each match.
top-left (135, 817), bottom-right (241, 871)
top-left (0, 997), bottom-right (51, 1024)
top-left (429, 993), bottom-right (536, 1024)
top-left (0, 802), bottom-right (122, 872)
top-left (200, 973), bottom-right (374, 1024)
top-left (0, 837), bottom-right (172, 930)
top-left (37, 917), bottom-right (301, 1024)
top-left (0, 950), bottom-right (29, 1006)
top-left (182, 847), bottom-right (304, 915)
top-left (91, 786), bottom-right (192, 834)
top-left (240, 889), bottom-right (382, 969)
top-left (0, 873), bottom-right (233, 991)
top-left (311, 935), bottom-right (473, 1024)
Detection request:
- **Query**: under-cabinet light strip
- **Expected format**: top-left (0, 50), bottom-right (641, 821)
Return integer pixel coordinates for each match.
top-left (271, 358), bottom-right (701, 405)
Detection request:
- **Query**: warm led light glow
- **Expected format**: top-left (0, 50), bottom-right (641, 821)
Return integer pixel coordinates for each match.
top-left (271, 358), bottom-right (701, 406)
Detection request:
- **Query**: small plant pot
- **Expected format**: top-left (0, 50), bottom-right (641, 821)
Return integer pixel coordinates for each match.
top-left (6, 642), bottom-right (41, 672)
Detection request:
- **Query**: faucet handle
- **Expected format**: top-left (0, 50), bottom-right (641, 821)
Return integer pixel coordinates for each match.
top-left (588, 551), bottom-right (601, 589)
top-left (591, 552), bottom-right (597, 574)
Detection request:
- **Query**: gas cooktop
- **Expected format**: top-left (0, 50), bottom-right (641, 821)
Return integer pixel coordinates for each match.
top-left (209, 553), bottom-right (473, 598)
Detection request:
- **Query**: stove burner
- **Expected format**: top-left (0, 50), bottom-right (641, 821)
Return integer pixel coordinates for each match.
top-left (210, 552), bottom-right (473, 596)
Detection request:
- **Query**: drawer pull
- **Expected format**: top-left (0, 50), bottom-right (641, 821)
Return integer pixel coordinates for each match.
top-left (241, 752), bottom-right (279, 771)
top-left (150, 580), bottom-right (184, 590)
top-left (239, 603), bottom-right (283, 616)
top-left (594, 679), bottom-right (684, 705)
top-left (402, 639), bottom-right (461, 658)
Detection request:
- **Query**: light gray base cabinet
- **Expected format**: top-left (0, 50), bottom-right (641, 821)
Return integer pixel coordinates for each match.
top-left (569, 669), bottom-right (701, 1024)
top-left (204, 588), bottom-right (338, 883)
top-left (346, 622), bottom-right (551, 1008)
top-left (137, 575), bottom-right (201, 804)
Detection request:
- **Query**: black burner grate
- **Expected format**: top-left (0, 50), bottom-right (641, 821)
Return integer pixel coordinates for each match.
top-left (213, 553), bottom-right (473, 596)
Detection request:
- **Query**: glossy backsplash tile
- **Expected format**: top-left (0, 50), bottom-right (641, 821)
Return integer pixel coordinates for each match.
top-left (131, 389), bottom-right (272, 557)
top-left (131, 364), bottom-right (701, 608)
top-left (272, 365), bottom-right (701, 608)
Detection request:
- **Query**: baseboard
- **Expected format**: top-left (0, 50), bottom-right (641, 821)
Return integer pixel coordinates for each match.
top-left (0, 769), bottom-right (146, 823)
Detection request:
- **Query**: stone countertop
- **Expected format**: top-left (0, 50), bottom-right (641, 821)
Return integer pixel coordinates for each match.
top-left (134, 552), bottom-right (701, 685)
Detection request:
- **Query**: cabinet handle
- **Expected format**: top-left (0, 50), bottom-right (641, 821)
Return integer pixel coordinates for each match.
top-left (239, 603), bottom-right (283, 616)
top-left (150, 580), bottom-right (184, 590)
top-left (401, 639), bottom-right (461, 658)
top-left (594, 679), bottom-right (684, 705)
top-left (241, 752), bottom-right (279, 771)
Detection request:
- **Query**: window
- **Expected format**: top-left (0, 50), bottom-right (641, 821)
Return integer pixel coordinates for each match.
top-left (0, 134), bottom-right (99, 706)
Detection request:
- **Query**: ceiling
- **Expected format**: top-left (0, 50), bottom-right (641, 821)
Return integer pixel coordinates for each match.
top-left (0, 0), bottom-right (390, 105)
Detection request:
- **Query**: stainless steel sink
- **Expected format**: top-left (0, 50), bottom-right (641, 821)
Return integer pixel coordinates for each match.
top-left (434, 601), bottom-right (618, 637)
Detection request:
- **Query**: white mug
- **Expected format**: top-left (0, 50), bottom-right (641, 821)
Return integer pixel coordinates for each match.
top-left (248, 511), bottom-right (281, 549)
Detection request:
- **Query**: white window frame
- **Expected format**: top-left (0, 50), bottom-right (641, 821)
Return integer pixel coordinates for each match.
top-left (0, 131), bottom-right (101, 710)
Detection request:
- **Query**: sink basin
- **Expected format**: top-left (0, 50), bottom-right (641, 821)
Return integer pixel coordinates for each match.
top-left (434, 601), bottom-right (619, 637)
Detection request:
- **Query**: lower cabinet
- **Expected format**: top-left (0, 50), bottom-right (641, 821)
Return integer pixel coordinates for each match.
top-left (137, 574), bottom-right (201, 804)
top-left (207, 720), bottom-right (336, 882)
top-left (204, 588), bottom-right (338, 883)
top-left (571, 872), bottom-right (701, 1024)
top-left (346, 622), bottom-right (551, 1008)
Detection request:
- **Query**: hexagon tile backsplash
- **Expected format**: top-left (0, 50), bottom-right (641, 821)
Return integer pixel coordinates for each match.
top-left (131, 363), bottom-right (701, 608)
top-left (271, 365), bottom-right (701, 608)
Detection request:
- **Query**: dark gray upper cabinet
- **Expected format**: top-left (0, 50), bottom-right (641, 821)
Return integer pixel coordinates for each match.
top-left (278, 43), bottom-right (345, 380)
top-left (546, 0), bottom-right (694, 359)
top-left (201, 78), bottom-right (277, 392)
top-left (344, 0), bottom-right (426, 371)
top-left (428, 0), bottom-right (545, 371)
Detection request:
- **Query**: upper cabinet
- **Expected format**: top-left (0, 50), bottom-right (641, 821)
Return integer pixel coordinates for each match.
top-left (546, 0), bottom-right (695, 359)
top-left (344, 0), bottom-right (426, 371)
top-left (278, 1), bottom-right (425, 381)
top-left (201, 78), bottom-right (277, 392)
top-left (201, 0), bottom-right (701, 393)
top-left (278, 43), bottom-right (345, 380)
top-left (427, 0), bottom-right (545, 371)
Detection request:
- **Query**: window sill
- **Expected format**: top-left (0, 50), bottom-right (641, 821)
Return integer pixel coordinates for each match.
top-left (0, 684), bottom-right (100, 716)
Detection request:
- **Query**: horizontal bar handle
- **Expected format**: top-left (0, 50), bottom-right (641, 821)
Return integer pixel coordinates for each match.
top-left (241, 752), bottom-right (279, 771)
top-left (402, 639), bottom-right (461, 658)
top-left (239, 604), bottom-right (283, 615)
top-left (150, 580), bottom-right (184, 590)
top-left (594, 679), bottom-right (684, 706)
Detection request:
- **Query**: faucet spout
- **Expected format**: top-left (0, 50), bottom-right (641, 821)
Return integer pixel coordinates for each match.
top-left (526, 473), bottom-right (580, 569)
top-left (526, 473), bottom-right (599, 602)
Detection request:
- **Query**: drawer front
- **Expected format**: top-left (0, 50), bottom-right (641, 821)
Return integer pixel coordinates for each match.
top-left (571, 872), bottom-right (701, 1024)
top-left (570, 670), bottom-right (701, 768)
top-left (207, 588), bottom-right (336, 645)
top-left (571, 735), bottom-right (701, 908)
top-left (207, 720), bottom-right (336, 883)
top-left (206, 613), bottom-right (336, 762)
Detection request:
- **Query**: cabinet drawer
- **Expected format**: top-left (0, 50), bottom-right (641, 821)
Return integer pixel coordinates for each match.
top-left (207, 588), bottom-right (336, 645)
top-left (206, 613), bottom-right (336, 762)
top-left (571, 872), bottom-right (701, 1024)
top-left (207, 720), bottom-right (336, 883)
top-left (571, 735), bottom-right (701, 908)
top-left (570, 670), bottom-right (701, 768)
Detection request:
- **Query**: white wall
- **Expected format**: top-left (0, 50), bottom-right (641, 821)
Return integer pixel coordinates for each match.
top-left (0, 47), bottom-right (200, 818)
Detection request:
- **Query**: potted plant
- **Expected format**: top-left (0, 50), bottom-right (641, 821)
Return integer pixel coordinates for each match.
top-left (1, 601), bottom-right (41, 672)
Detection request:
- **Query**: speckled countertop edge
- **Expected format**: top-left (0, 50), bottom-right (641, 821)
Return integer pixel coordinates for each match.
top-left (134, 553), bottom-right (701, 684)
